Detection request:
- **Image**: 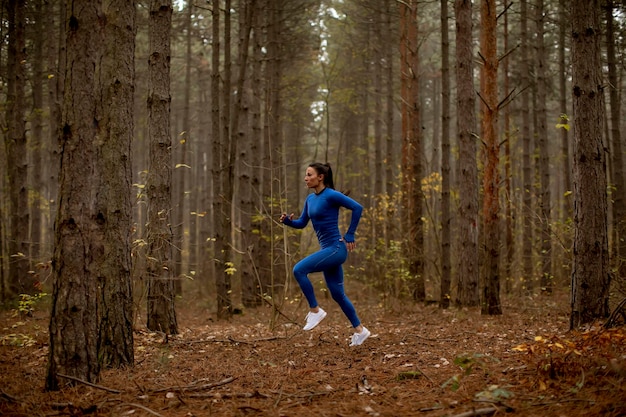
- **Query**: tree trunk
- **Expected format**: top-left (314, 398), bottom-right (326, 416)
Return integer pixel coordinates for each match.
top-left (535, 0), bottom-right (552, 294)
top-left (384, 0), bottom-right (394, 200)
top-left (47, 0), bottom-right (65, 254)
top-left (5, 0), bottom-right (31, 298)
top-left (454, 0), bottom-right (479, 307)
top-left (47, 0), bottom-right (104, 390)
top-left (570, 0), bottom-right (610, 329)
top-left (374, 11), bottom-right (383, 198)
top-left (400, 0), bottom-right (425, 302)
top-left (31, 0), bottom-right (45, 265)
top-left (480, 0), bottom-right (502, 315)
top-left (520, 0), bottom-right (534, 294)
top-left (97, 0), bottom-right (136, 367)
top-left (146, 0), bottom-right (178, 335)
top-left (440, 0), bottom-right (451, 309)
top-left (502, 0), bottom-right (513, 295)
top-left (605, 0), bottom-right (626, 294)
top-left (248, 0), bottom-right (264, 306)
top-left (233, 0), bottom-right (256, 308)
top-left (173, 0), bottom-right (193, 296)
top-left (558, 0), bottom-right (572, 284)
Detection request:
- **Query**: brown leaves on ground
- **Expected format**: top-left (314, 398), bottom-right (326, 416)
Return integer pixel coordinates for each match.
top-left (1, 290), bottom-right (625, 417)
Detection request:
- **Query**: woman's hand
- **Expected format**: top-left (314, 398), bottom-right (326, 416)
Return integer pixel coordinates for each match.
top-left (345, 241), bottom-right (356, 252)
top-left (279, 213), bottom-right (294, 223)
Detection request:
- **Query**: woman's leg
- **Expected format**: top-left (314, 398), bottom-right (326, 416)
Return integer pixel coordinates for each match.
top-left (323, 264), bottom-right (361, 328)
top-left (293, 244), bottom-right (346, 308)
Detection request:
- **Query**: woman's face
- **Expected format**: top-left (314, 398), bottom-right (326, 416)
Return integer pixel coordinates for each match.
top-left (304, 167), bottom-right (324, 189)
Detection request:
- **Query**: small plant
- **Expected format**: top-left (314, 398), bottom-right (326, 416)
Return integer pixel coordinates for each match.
top-left (18, 292), bottom-right (48, 317)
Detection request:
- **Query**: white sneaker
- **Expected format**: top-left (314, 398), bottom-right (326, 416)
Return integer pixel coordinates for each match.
top-left (303, 308), bottom-right (327, 331)
top-left (349, 326), bottom-right (371, 346)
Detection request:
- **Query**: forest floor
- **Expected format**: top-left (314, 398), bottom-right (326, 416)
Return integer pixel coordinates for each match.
top-left (1, 287), bottom-right (625, 417)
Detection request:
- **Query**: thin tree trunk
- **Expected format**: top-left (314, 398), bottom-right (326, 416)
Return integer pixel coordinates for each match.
top-left (5, 0), bottom-right (31, 297)
top-left (440, 0), bottom-right (451, 309)
top-left (172, 1), bottom-right (193, 295)
top-left (248, 0), bottom-right (264, 306)
top-left (31, 0), bottom-right (44, 264)
top-left (502, 0), bottom-right (513, 295)
top-left (374, 11), bottom-right (383, 198)
top-left (219, 0), bottom-right (234, 318)
top-left (47, 0), bottom-right (65, 256)
top-left (454, 0), bottom-right (479, 307)
top-left (606, 0), bottom-right (626, 291)
top-left (536, 0), bottom-right (552, 294)
top-left (384, 0), bottom-right (394, 199)
top-left (480, 0), bottom-right (502, 315)
top-left (558, 0), bottom-right (571, 284)
top-left (520, 0), bottom-right (534, 294)
top-left (400, 0), bottom-right (425, 302)
top-left (234, 0), bottom-right (256, 308)
top-left (146, 0), bottom-right (178, 335)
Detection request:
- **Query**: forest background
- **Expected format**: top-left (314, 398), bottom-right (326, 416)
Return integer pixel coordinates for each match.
top-left (0, 0), bottom-right (624, 411)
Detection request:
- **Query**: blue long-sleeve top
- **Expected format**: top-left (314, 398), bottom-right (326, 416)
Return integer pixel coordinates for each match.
top-left (283, 188), bottom-right (363, 249)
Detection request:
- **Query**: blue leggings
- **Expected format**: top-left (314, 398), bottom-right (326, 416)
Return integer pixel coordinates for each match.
top-left (293, 240), bottom-right (361, 328)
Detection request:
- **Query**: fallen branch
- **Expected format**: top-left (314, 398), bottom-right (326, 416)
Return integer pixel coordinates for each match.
top-left (188, 390), bottom-right (269, 399)
top-left (0, 389), bottom-right (19, 403)
top-left (151, 376), bottom-right (236, 393)
top-left (183, 335), bottom-right (287, 345)
top-left (450, 407), bottom-right (497, 417)
top-left (57, 373), bottom-right (121, 394)
top-left (117, 402), bottom-right (164, 417)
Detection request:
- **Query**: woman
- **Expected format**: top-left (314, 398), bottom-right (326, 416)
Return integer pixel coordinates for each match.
top-left (280, 162), bottom-right (370, 346)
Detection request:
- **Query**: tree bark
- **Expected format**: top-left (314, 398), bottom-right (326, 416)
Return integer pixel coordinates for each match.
top-left (47, 0), bottom-right (104, 390)
top-left (400, 0), bottom-right (425, 302)
top-left (605, 0), bottom-right (626, 294)
top-left (570, 0), bottom-right (610, 329)
top-left (535, 0), bottom-right (552, 294)
top-left (5, 0), bottom-right (31, 297)
top-left (480, 0), bottom-right (502, 315)
top-left (454, 0), bottom-right (479, 307)
top-left (146, 0), bottom-right (178, 335)
top-left (31, 0), bottom-right (45, 265)
top-left (97, 0), bottom-right (136, 367)
top-left (440, 0), bottom-right (451, 309)
top-left (520, 0), bottom-right (534, 294)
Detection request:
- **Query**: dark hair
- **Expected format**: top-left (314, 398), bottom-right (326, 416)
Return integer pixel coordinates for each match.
top-left (309, 162), bottom-right (335, 189)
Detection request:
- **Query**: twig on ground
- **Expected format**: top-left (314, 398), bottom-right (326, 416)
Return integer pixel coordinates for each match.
top-left (450, 407), bottom-right (497, 417)
top-left (116, 402), bottom-right (164, 417)
top-left (57, 373), bottom-right (121, 394)
top-left (414, 366), bottom-right (434, 383)
top-left (189, 390), bottom-right (269, 399)
top-left (183, 335), bottom-right (287, 345)
top-left (150, 376), bottom-right (236, 393)
top-left (0, 389), bottom-right (19, 403)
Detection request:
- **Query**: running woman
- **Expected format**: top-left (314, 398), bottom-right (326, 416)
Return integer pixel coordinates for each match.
top-left (280, 162), bottom-right (370, 346)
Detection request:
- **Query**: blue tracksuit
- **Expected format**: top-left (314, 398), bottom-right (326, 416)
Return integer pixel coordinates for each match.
top-left (282, 188), bottom-right (363, 327)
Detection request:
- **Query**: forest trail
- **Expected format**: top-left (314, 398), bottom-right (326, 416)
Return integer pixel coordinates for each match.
top-left (1, 289), bottom-right (625, 417)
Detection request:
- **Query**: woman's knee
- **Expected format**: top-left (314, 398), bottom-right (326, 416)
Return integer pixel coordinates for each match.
top-left (293, 264), bottom-right (311, 284)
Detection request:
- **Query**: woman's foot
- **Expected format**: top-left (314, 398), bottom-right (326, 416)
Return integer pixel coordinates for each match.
top-left (303, 307), bottom-right (327, 330)
top-left (349, 326), bottom-right (371, 346)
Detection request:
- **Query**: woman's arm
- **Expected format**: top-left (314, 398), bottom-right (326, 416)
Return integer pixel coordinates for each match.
top-left (333, 192), bottom-right (363, 242)
top-left (280, 199), bottom-right (310, 229)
